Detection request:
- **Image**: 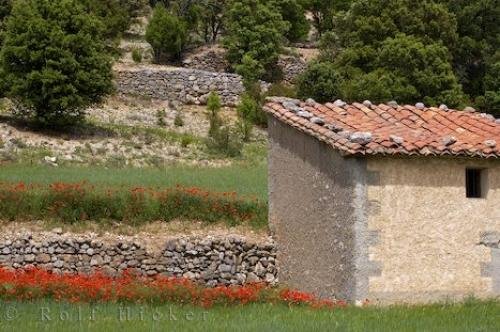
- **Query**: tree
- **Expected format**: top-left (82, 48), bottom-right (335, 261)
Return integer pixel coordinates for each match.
top-left (336, 34), bottom-right (465, 107)
top-left (297, 61), bottom-right (340, 102)
top-left (302, 0), bottom-right (351, 36)
top-left (82, 0), bottom-right (132, 42)
top-left (446, 0), bottom-right (500, 113)
top-left (223, 0), bottom-right (288, 81)
top-left (0, 0), bottom-right (113, 126)
top-left (276, 0), bottom-right (309, 43)
top-left (145, 4), bottom-right (188, 63)
top-left (200, 0), bottom-right (225, 43)
top-left (335, 0), bottom-right (458, 51)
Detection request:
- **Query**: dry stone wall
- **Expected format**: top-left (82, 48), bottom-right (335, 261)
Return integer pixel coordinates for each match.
top-left (0, 232), bottom-right (278, 286)
top-left (115, 67), bottom-right (245, 107)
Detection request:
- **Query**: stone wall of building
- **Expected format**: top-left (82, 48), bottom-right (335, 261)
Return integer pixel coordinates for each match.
top-left (114, 66), bottom-right (245, 106)
top-left (267, 116), bottom-right (367, 300)
top-left (0, 232), bottom-right (277, 286)
top-left (366, 157), bottom-right (500, 303)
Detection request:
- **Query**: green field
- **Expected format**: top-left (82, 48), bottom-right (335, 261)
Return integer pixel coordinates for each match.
top-left (0, 163), bottom-right (268, 200)
top-left (0, 300), bottom-right (498, 331)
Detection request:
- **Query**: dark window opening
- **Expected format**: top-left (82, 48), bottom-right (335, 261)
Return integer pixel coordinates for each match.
top-left (466, 169), bottom-right (483, 198)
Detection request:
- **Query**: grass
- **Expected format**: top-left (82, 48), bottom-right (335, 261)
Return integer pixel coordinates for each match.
top-left (0, 163), bottom-right (268, 201)
top-left (0, 300), bottom-right (498, 331)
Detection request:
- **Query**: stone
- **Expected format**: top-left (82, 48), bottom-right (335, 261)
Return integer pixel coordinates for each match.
top-left (439, 104), bottom-right (449, 111)
top-left (388, 101), bottom-right (398, 108)
top-left (297, 111), bottom-right (313, 119)
top-left (305, 98), bottom-right (316, 107)
top-left (52, 228), bottom-right (63, 235)
top-left (327, 123), bottom-right (344, 133)
top-left (415, 102), bottom-right (425, 110)
top-left (24, 254), bottom-right (35, 262)
top-left (264, 273), bottom-right (275, 283)
top-left (389, 135), bottom-right (404, 145)
top-left (349, 132), bottom-right (373, 145)
top-left (484, 140), bottom-right (497, 148)
top-left (246, 272), bottom-right (260, 283)
top-left (363, 100), bottom-right (372, 108)
top-left (90, 255), bottom-right (103, 266)
top-left (310, 117), bottom-right (325, 126)
top-left (464, 106), bottom-right (476, 112)
top-left (333, 99), bottom-right (347, 108)
top-left (442, 136), bottom-right (457, 146)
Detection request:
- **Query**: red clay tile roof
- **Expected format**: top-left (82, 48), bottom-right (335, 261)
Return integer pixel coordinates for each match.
top-left (264, 97), bottom-right (500, 159)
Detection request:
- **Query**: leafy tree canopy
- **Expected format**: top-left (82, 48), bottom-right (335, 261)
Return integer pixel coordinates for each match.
top-left (0, 0), bottom-right (113, 126)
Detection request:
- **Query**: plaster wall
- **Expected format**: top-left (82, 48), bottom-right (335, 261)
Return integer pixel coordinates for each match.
top-left (366, 157), bottom-right (500, 302)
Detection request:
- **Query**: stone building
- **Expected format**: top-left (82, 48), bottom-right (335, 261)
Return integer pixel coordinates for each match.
top-left (264, 97), bottom-right (500, 304)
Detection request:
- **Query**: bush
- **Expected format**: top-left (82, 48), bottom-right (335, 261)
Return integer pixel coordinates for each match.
top-left (132, 48), bottom-right (143, 63)
top-left (156, 109), bottom-right (166, 126)
top-left (297, 61), bottom-right (340, 103)
top-left (236, 94), bottom-right (259, 141)
top-left (205, 92), bottom-right (243, 157)
top-left (0, 0), bottom-right (113, 126)
top-left (145, 4), bottom-right (188, 63)
top-left (174, 111), bottom-right (184, 127)
top-left (266, 82), bottom-right (297, 99)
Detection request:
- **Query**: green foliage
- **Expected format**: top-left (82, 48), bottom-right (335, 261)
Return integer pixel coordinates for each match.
top-left (0, 0), bottom-right (11, 21)
top-left (297, 61), bottom-right (340, 103)
top-left (0, 182), bottom-right (267, 226)
top-left (223, 0), bottom-right (288, 81)
top-left (205, 92), bottom-right (243, 157)
top-left (145, 4), bottom-right (188, 63)
top-left (156, 109), bottom-right (166, 126)
top-left (174, 111), bottom-right (184, 127)
top-left (276, 0), bottom-right (309, 42)
top-left (0, 0), bottom-right (113, 126)
top-left (302, 0), bottom-right (471, 109)
top-left (81, 0), bottom-right (131, 42)
top-left (337, 34), bottom-right (465, 107)
top-left (266, 82), bottom-right (297, 99)
top-left (207, 91), bottom-right (222, 138)
top-left (236, 94), bottom-right (259, 141)
top-left (131, 48), bottom-right (143, 63)
top-left (302, 0), bottom-right (351, 35)
top-left (235, 54), bottom-right (265, 86)
top-left (447, 0), bottom-right (500, 114)
top-left (199, 0), bottom-right (225, 43)
top-left (336, 0), bottom-right (458, 51)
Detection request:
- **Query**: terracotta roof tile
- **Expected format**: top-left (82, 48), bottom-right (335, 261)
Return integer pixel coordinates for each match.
top-left (264, 97), bottom-right (500, 159)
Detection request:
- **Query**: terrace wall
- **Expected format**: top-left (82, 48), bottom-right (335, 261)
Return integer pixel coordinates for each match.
top-left (0, 233), bottom-right (277, 286)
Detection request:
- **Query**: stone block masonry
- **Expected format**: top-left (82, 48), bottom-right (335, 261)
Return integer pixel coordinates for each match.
top-left (0, 233), bottom-right (277, 286)
top-left (114, 66), bottom-right (245, 107)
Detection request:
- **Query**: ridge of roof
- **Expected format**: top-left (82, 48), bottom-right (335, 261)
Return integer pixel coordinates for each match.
top-left (264, 97), bottom-right (500, 159)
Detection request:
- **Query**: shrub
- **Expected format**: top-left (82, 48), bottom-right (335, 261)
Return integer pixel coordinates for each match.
top-left (145, 4), bottom-right (188, 63)
top-left (132, 48), bottom-right (143, 63)
top-left (174, 111), bottom-right (184, 127)
top-left (156, 109), bottom-right (166, 126)
top-left (207, 91), bottom-right (223, 138)
top-left (0, 0), bottom-right (113, 126)
top-left (205, 92), bottom-right (243, 157)
top-left (236, 94), bottom-right (259, 142)
top-left (297, 61), bottom-right (340, 103)
top-left (266, 82), bottom-right (297, 99)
